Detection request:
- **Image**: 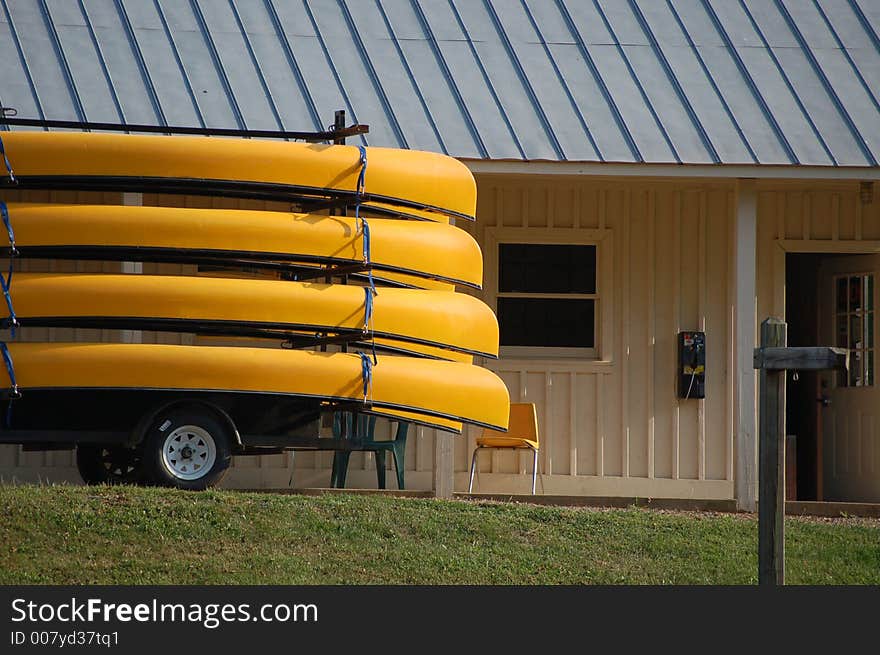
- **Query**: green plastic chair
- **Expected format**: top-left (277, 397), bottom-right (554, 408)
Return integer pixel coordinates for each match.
top-left (330, 412), bottom-right (408, 490)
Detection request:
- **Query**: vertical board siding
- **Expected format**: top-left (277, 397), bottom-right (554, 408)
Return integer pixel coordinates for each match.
top-left (678, 190), bottom-right (701, 480)
top-left (627, 189), bottom-right (648, 479)
top-left (706, 189), bottom-right (731, 480)
top-left (467, 175), bottom-right (737, 499)
top-left (653, 189), bottom-right (676, 479)
top-left (863, 194), bottom-right (880, 240)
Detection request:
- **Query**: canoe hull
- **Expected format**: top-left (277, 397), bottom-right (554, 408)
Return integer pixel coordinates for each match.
top-left (2, 203), bottom-right (482, 289)
top-left (1, 132), bottom-right (476, 221)
top-left (0, 343), bottom-right (510, 431)
top-left (7, 273), bottom-right (499, 358)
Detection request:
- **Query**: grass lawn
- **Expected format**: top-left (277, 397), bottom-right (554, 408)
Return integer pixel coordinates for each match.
top-left (1, 485), bottom-right (877, 585)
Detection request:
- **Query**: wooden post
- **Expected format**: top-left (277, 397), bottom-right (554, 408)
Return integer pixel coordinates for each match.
top-left (433, 433), bottom-right (454, 499)
top-left (332, 110), bottom-right (346, 145)
top-left (735, 179), bottom-right (758, 511)
top-left (754, 333), bottom-right (847, 586)
top-left (758, 318), bottom-right (786, 585)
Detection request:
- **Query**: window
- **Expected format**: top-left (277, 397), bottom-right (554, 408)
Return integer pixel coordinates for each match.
top-left (496, 242), bottom-right (598, 357)
top-left (834, 273), bottom-right (874, 387)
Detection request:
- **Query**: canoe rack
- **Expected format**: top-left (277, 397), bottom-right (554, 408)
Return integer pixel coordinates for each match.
top-left (0, 108), bottom-right (368, 144)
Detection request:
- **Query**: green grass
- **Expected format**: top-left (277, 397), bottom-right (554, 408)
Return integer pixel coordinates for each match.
top-left (1, 485), bottom-right (878, 585)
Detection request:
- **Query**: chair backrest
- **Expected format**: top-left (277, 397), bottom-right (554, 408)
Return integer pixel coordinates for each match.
top-left (479, 402), bottom-right (539, 446)
top-left (332, 411), bottom-right (376, 440)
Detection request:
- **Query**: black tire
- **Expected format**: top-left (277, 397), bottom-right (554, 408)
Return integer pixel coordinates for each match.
top-left (76, 444), bottom-right (144, 485)
top-left (141, 407), bottom-right (233, 490)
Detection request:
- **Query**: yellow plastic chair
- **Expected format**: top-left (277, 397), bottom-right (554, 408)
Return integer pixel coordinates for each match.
top-left (468, 402), bottom-right (541, 495)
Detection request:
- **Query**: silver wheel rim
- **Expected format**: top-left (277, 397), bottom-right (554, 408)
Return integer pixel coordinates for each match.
top-left (161, 425), bottom-right (216, 481)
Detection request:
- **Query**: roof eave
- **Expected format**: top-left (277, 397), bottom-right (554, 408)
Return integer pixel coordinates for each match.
top-left (462, 159), bottom-right (880, 181)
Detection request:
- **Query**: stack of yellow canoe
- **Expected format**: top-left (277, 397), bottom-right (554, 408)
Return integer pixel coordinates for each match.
top-left (0, 132), bottom-right (509, 433)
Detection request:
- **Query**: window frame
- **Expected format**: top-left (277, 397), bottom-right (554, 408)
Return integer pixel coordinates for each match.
top-left (485, 228), bottom-right (613, 361)
top-left (832, 271), bottom-right (875, 388)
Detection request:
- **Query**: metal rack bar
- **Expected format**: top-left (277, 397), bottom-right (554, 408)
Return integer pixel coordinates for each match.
top-left (0, 109), bottom-right (368, 143)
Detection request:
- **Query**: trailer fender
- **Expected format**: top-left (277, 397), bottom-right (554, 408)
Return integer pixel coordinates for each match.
top-left (129, 398), bottom-right (242, 450)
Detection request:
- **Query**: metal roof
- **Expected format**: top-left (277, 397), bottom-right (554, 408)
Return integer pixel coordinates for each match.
top-left (1, 0), bottom-right (879, 167)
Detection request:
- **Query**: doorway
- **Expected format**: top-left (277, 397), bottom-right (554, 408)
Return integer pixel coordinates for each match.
top-left (786, 253), bottom-right (823, 500)
top-left (786, 251), bottom-right (880, 502)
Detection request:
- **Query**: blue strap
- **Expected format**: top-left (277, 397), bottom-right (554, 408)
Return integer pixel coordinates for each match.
top-left (362, 285), bottom-right (378, 362)
top-left (358, 351), bottom-right (375, 403)
top-left (358, 207), bottom-right (372, 262)
top-left (0, 204), bottom-right (17, 336)
top-left (357, 209), bottom-right (375, 290)
top-left (1, 341), bottom-right (19, 427)
top-left (354, 145), bottom-right (375, 289)
top-left (363, 285), bottom-right (375, 333)
top-left (356, 145), bottom-right (367, 197)
top-left (353, 147), bottom-right (378, 375)
top-left (0, 134), bottom-right (14, 183)
top-left (0, 206), bottom-right (16, 335)
top-left (0, 275), bottom-right (16, 337)
top-left (1, 201), bottom-right (16, 257)
top-left (354, 145), bottom-right (377, 351)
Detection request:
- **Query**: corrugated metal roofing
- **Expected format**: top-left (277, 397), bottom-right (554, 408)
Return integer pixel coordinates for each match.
top-left (1, 0), bottom-right (879, 166)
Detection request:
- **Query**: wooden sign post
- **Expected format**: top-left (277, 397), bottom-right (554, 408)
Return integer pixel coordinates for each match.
top-left (753, 317), bottom-right (847, 585)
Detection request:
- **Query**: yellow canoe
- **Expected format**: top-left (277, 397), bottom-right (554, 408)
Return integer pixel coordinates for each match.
top-left (7, 273), bottom-right (499, 358)
top-left (0, 132), bottom-right (476, 222)
top-left (3, 203), bottom-right (481, 289)
top-left (0, 343), bottom-right (510, 432)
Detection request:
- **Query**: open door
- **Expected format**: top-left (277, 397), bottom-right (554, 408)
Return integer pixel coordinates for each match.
top-left (817, 255), bottom-right (879, 502)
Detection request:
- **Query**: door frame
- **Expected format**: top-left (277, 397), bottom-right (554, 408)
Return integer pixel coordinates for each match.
top-left (775, 240), bottom-right (880, 500)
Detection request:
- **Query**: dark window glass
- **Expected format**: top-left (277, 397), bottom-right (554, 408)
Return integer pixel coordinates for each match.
top-left (497, 298), bottom-right (594, 348)
top-left (836, 277), bottom-right (848, 312)
top-left (499, 244), bottom-right (596, 294)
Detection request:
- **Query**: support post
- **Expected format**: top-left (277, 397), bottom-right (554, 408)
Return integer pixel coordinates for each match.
top-left (433, 433), bottom-right (454, 499)
top-left (332, 110), bottom-right (346, 145)
top-left (758, 318), bottom-right (786, 585)
top-left (735, 179), bottom-right (758, 511)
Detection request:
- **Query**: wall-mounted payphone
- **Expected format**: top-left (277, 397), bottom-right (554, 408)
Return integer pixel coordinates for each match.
top-left (678, 331), bottom-right (705, 399)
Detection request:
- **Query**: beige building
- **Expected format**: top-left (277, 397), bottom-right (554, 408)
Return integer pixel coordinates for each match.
top-left (1, 0), bottom-right (879, 508)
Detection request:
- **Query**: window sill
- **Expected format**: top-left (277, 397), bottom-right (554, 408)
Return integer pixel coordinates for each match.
top-left (485, 358), bottom-right (614, 373)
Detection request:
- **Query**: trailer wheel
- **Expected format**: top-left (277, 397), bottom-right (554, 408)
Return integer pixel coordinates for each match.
top-left (142, 408), bottom-right (232, 490)
top-left (76, 444), bottom-right (144, 485)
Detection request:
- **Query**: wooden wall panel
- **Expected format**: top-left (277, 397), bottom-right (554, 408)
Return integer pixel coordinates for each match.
top-left (677, 190), bottom-right (701, 480)
top-left (863, 196), bottom-right (880, 240)
top-left (459, 176), bottom-right (742, 498)
top-left (573, 372), bottom-right (596, 476)
top-left (809, 193), bottom-right (833, 240)
top-left (705, 189), bottom-right (731, 480)
top-left (627, 190), bottom-right (650, 478)
top-left (653, 189), bottom-right (676, 479)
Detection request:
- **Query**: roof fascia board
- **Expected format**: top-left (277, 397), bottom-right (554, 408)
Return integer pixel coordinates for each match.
top-left (462, 160), bottom-right (880, 181)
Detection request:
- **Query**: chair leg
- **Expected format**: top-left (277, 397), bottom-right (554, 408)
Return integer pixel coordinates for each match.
top-left (531, 448), bottom-right (538, 495)
top-left (374, 450), bottom-right (387, 489)
top-left (392, 425), bottom-right (407, 490)
top-left (391, 443), bottom-right (405, 490)
top-left (468, 447), bottom-right (480, 493)
top-left (334, 451), bottom-right (352, 488)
